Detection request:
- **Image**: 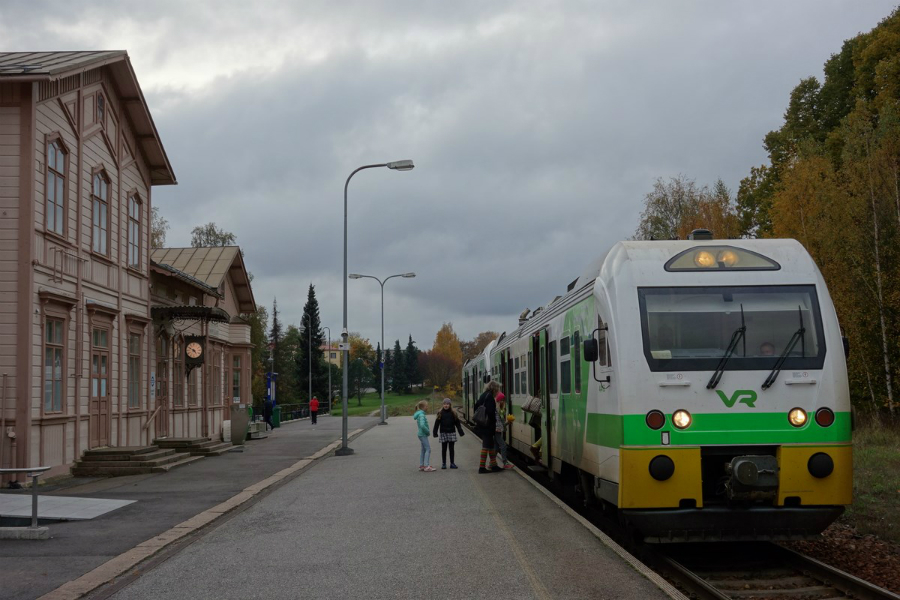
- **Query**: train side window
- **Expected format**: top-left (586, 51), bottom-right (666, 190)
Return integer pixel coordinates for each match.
top-left (527, 351), bottom-right (533, 396)
top-left (514, 356), bottom-right (519, 370)
top-left (574, 331), bottom-right (582, 394)
top-left (548, 341), bottom-right (557, 394)
top-left (515, 371), bottom-right (521, 395)
top-left (560, 336), bottom-right (571, 394)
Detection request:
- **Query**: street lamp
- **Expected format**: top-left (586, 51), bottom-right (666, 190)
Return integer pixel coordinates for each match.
top-left (349, 272), bottom-right (415, 425)
top-left (322, 326), bottom-right (331, 413)
top-left (339, 159), bottom-right (415, 456)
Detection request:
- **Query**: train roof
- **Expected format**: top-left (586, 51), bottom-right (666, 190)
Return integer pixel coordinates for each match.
top-left (493, 238), bottom-right (819, 355)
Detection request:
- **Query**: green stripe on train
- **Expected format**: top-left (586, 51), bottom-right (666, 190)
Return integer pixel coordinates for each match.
top-left (586, 412), bottom-right (851, 448)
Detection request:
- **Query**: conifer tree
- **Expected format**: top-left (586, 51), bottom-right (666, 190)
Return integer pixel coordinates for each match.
top-left (298, 284), bottom-right (327, 402)
top-left (372, 342), bottom-right (382, 389)
top-left (268, 299), bottom-right (286, 401)
top-left (405, 335), bottom-right (419, 393)
top-left (391, 339), bottom-right (407, 394)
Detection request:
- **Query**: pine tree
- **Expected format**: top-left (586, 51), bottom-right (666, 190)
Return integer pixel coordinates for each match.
top-left (298, 284), bottom-right (327, 402)
top-left (405, 335), bottom-right (419, 393)
top-left (269, 298), bottom-right (285, 402)
top-left (391, 339), bottom-right (407, 394)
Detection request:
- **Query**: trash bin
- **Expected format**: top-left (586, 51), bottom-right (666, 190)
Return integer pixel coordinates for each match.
top-left (272, 405), bottom-right (281, 428)
top-left (230, 404), bottom-right (250, 446)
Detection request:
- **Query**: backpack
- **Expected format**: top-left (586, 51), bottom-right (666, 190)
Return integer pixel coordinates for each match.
top-left (473, 405), bottom-right (489, 428)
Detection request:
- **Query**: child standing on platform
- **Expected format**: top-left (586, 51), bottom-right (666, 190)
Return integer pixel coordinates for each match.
top-left (432, 398), bottom-right (465, 469)
top-left (413, 400), bottom-right (435, 472)
top-left (495, 393), bottom-right (514, 469)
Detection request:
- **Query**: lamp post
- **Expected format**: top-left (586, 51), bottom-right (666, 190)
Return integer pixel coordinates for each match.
top-left (322, 326), bottom-right (331, 413)
top-left (349, 272), bottom-right (415, 425)
top-left (338, 160), bottom-right (414, 456)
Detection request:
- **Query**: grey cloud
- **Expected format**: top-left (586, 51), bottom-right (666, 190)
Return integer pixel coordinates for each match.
top-left (1, 0), bottom-right (893, 347)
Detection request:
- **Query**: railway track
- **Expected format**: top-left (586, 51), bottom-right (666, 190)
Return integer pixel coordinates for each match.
top-left (483, 430), bottom-right (900, 600)
top-left (651, 542), bottom-right (900, 600)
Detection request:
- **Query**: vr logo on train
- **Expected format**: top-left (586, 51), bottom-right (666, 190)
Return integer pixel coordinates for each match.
top-left (716, 389), bottom-right (758, 408)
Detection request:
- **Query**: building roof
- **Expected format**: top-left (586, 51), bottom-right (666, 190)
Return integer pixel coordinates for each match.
top-left (151, 246), bottom-right (256, 313)
top-left (0, 51), bottom-right (176, 186)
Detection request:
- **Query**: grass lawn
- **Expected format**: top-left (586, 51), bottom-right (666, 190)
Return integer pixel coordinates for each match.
top-left (843, 420), bottom-right (900, 543)
top-left (328, 390), bottom-right (457, 417)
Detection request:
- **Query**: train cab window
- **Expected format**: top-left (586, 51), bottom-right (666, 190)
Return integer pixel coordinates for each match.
top-left (638, 285), bottom-right (826, 372)
top-left (573, 331), bottom-right (581, 394)
top-left (560, 336), bottom-right (571, 394)
top-left (548, 341), bottom-right (557, 394)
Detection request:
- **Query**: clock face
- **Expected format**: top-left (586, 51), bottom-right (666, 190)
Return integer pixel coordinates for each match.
top-left (186, 342), bottom-right (203, 359)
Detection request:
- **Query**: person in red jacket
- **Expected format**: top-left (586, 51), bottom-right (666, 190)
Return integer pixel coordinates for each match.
top-left (309, 396), bottom-right (319, 424)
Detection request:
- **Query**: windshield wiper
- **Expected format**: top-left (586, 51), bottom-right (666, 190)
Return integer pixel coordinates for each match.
top-left (762, 306), bottom-right (806, 390)
top-left (707, 305), bottom-right (746, 389)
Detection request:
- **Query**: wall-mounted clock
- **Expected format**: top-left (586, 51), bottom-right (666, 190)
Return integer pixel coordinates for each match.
top-left (184, 335), bottom-right (206, 374)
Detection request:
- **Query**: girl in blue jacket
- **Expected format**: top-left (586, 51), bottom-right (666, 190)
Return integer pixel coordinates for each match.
top-left (413, 400), bottom-right (435, 472)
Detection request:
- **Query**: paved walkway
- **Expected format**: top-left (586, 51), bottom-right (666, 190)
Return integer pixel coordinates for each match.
top-left (102, 416), bottom-right (677, 600)
top-left (0, 415), bottom-right (377, 600)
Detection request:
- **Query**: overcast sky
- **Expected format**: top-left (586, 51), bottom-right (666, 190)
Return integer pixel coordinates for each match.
top-left (1, 1), bottom-right (895, 350)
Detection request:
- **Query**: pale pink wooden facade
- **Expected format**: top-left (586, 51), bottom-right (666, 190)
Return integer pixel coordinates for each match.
top-left (149, 247), bottom-right (255, 442)
top-left (0, 52), bottom-right (178, 482)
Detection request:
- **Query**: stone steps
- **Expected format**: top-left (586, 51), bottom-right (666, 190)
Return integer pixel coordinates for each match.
top-left (153, 437), bottom-right (233, 456)
top-left (71, 445), bottom-right (205, 477)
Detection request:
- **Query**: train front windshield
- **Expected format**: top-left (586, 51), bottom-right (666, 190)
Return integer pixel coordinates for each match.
top-left (638, 285), bottom-right (827, 372)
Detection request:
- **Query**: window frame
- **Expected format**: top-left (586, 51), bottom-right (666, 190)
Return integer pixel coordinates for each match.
top-left (127, 192), bottom-right (141, 269)
top-left (232, 354), bottom-right (242, 402)
top-left (128, 331), bottom-right (142, 409)
top-left (45, 136), bottom-right (68, 238)
top-left (173, 337), bottom-right (184, 406)
top-left (637, 285), bottom-right (827, 372)
top-left (91, 170), bottom-right (110, 256)
top-left (43, 316), bottom-right (65, 413)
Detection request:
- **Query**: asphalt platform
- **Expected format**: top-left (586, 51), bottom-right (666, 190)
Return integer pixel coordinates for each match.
top-left (97, 415), bottom-right (677, 600)
top-left (0, 415), bottom-right (378, 600)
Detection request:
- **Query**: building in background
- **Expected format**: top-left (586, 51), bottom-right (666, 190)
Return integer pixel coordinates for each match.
top-left (149, 246), bottom-right (255, 440)
top-left (321, 344), bottom-right (340, 367)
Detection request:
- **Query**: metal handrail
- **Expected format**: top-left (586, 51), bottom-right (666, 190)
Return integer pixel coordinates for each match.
top-left (142, 404), bottom-right (162, 430)
top-left (0, 466), bottom-right (51, 529)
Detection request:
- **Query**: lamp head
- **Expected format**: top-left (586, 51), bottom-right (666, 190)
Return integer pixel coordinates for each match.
top-left (348, 274), bottom-right (362, 279)
top-left (402, 272), bottom-right (416, 278)
top-left (386, 159), bottom-right (414, 171)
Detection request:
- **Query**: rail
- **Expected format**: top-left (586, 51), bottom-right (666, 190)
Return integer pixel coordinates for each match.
top-left (650, 542), bottom-right (900, 600)
top-left (142, 404), bottom-right (162, 430)
top-left (0, 466), bottom-right (51, 530)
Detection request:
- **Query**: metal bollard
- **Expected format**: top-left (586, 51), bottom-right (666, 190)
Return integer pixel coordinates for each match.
top-left (30, 472), bottom-right (40, 528)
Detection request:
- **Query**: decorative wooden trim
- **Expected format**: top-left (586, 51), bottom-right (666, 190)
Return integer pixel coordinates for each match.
top-left (124, 313), bottom-right (151, 327)
top-left (86, 300), bottom-right (119, 321)
top-left (38, 289), bottom-right (78, 309)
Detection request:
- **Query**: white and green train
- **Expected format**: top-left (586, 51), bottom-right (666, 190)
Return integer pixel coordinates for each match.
top-left (462, 235), bottom-right (852, 542)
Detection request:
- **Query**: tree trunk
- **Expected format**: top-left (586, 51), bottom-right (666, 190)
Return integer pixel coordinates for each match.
top-left (864, 137), bottom-right (895, 418)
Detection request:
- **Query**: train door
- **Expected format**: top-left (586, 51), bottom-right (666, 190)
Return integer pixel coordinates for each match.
top-left (538, 330), bottom-right (553, 476)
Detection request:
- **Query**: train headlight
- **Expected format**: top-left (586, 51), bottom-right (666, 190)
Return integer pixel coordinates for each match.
top-left (788, 408), bottom-right (808, 427)
top-left (646, 410), bottom-right (666, 430)
top-left (815, 407), bottom-right (835, 427)
top-left (693, 251), bottom-right (716, 268)
top-left (672, 409), bottom-right (692, 429)
top-left (717, 249), bottom-right (740, 266)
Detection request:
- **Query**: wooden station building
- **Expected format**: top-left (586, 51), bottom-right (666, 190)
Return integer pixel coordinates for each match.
top-left (0, 51), bottom-right (256, 483)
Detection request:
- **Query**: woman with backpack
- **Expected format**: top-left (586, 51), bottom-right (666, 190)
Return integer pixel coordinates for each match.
top-left (473, 380), bottom-right (502, 473)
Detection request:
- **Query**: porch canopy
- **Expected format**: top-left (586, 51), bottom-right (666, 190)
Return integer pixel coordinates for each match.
top-left (151, 305), bottom-right (230, 324)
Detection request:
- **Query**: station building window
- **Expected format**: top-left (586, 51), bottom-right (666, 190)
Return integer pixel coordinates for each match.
top-left (128, 333), bottom-right (141, 409)
top-left (46, 139), bottom-right (66, 236)
top-left (91, 172), bottom-right (109, 255)
top-left (128, 194), bottom-right (141, 268)
top-left (44, 317), bottom-right (64, 413)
